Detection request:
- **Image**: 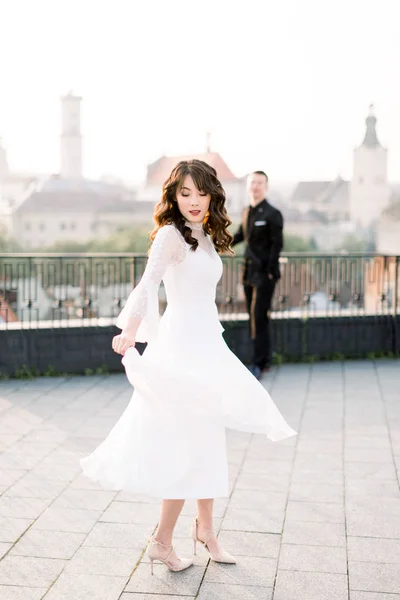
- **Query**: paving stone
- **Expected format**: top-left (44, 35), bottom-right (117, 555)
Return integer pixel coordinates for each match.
top-left (345, 479), bottom-right (400, 499)
top-left (346, 497), bottom-right (400, 538)
top-left (229, 489), bottom-right (287, 511)
top-left (246, 441), bottom-right (295, 461)
top-left (222, 507), bottom-right (284, 534)
top-left (296, 440), bottom-right (343, 454)
top-left (51, 488), bottom-right (116, 511)
top-left (0, 496), bottom-right (50, 519)
top-left (64, 545), bottom-right (139, 576)
top-left (44, 572), bottom-right (128, 600)
top-left (274, 570), bottom-right (348, 599)
top-left (349, 561), bottom-right (400, 594)
top-left (289, 482), bottom-right (344, 503)
top-left (0, 542), bottom-right (11, 559)
top-left (121, 595), bottom-right (195, 600)
top-left (0, 469), bottom-right (26, 487)
top-left (10, 529), bottom-right (85, 559)
top-left (345, 462), bottom-right (397, 480)
top-left (350, 593), bottom-right (400, 599)
top-left (291, 467), bottom-right (344, 485)
top-left (0, 586), bottom-right (47, 600)
top-left (0, 434), bottom-right (23, 450)
top-left (125, 563), bottom-right (204, 595)
top-left (344, 448), bottom-right (394, 463)
top-left (217, 530), bottom-right (280, 558)
top-left (282, 521), bottom-right (346, 546)
top-left (0, 554), bottom-right (66, 587)
top-left (235, 471), bottom-right (290, 492)
top-left (204, 555), bottom-right (276, 587)
top-left (3, 473), bottom-right (68, 499)
top-left (241, 459), bottom-right (293, 476)
top-left (285, 500), bottom-right (345, 523)
top-left (294, 453), bottom-right (343, 471)
top-left (99, 501), bottom-right (160, 524)
top-left (31, 460), bottom-right (81, 482)
top-left (345, 435), bottom-right (392, 449)
top-left (279, 543), bottom-right (347, 573)
top-left (348, 536), bottom-right (400, 564)
top-left (197, 582), bottom-right (272, 599)
top-left (83, 521), bottom-right (152, 549)
top-left (32, 507), bottom-right (102, 533)
top-left (69, 472), bottom-right (106, 490)
top-left (0, 517), bottom-right (33, 542)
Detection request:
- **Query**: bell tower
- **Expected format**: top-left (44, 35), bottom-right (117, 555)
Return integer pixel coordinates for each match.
top-left (60, 92), bottom-right (83, 178)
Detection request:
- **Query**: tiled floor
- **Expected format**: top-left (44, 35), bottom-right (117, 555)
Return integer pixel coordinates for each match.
top-left (0, 360), bottom-right (399, 598)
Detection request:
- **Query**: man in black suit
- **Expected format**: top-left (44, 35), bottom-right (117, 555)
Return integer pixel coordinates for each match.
top-left (232, 171), bottom-right (283, 379)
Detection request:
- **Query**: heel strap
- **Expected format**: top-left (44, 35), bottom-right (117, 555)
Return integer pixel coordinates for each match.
top-left (150, 535), bottom-right (172, 548)
top-left (195, 519), bottom-right (215, 546)
top-left (149, 535), bottom-right (173, 561)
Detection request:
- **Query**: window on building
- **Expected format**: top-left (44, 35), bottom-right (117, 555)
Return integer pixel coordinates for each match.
top-left (60, 222), bottom-right (66, 230)
top-left (25, 222), bottom-right (31, 231)
top-left (358, 177), bottom-right (364, 184)
top-left (70, 222), bottom-right (76, 230)
top-left (39, 223), bottom-right (45, 231)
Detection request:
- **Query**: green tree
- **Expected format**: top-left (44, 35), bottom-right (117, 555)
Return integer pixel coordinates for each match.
top-left (31, 224), bottom-right (154, 254)
top-left (283, 234), bottom-right (317, 252)
top-left (334, 234), bottom-right (368, 253)
top-left (0, 230), bottom-right (21, 252)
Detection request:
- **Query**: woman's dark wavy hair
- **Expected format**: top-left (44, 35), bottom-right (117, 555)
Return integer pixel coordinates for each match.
top-left (150, 159), bottom-right (233, 254)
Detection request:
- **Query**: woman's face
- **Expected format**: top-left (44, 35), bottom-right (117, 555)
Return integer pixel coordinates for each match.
top-left (176, 175), bottom-right (211, 224)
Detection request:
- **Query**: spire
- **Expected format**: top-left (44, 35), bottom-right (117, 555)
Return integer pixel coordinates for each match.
top-left (361, 104), bottom-right (380, 148)
top-left (206, 130), bottom-right (211, 153)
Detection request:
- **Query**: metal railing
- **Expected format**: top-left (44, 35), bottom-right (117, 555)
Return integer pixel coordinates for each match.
top-left (0, 253), bottom-right (399, 328)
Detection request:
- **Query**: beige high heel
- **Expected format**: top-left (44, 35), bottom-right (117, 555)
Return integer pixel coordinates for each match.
top-left (191, 518), bottom-right (236, 564)
top-left (146, 535), bottom-right (193, 575)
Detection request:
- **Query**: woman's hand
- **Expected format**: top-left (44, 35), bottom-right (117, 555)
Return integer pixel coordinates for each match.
top-left (112, 332), bottom-right (136, 356)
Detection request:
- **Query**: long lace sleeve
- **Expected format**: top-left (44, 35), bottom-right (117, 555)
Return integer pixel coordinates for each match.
top-left (116, 225), bottom-right (186, 343)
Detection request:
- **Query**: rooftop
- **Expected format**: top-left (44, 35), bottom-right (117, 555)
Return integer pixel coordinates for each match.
top-left (146, 152), bottom-right (237, 185)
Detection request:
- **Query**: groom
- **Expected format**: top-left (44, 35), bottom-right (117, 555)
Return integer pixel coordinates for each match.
top-left (232, 171), bottom-right (283, 379)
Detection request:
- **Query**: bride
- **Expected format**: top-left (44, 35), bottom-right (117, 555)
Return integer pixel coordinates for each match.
top-left (80, 159), bottom-right (296, 575)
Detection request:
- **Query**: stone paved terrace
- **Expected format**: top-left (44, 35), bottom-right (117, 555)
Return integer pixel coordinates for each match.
top-left (0, 360), bottom-right (399, 599)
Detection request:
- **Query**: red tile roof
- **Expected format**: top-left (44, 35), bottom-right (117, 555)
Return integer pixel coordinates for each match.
top-left (146, 153), bottom-right (237, 185)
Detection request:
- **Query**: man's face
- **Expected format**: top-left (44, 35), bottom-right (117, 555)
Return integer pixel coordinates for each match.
top-left (247, 173), bottom-right (268, 203)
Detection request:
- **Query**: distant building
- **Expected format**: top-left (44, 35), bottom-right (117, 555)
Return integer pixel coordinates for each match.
top-left (60, 92), bottom-right (83, 179)
top-left (349, 105), bottom-right (391, 227)
top-left (376, 186), bottom-right (400, 254)
top-left (9, 175), bottom-right (140, 248)
top-left (139, 151), bottom-right (246, 215)
top-left (285, 106), bottom-right (397, 248)
top-left (0, 95), bottom-right (150, 249)
top-left (288, 177), bottom-right (349, 221)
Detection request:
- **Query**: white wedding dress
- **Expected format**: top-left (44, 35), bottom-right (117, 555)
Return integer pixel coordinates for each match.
top-left (80, 223), bottom-right (296, 498)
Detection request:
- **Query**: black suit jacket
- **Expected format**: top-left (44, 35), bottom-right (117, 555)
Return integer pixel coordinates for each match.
top-left (232, 199), bottom-right (283, 285)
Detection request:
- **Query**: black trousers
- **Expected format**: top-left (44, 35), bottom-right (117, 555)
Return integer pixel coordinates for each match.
top-left (244, 278), bottom-right (276, 369)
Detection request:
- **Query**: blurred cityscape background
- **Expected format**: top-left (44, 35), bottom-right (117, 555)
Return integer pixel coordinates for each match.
top-left (0, 0), bottom-right (399, 370)
top-left (0, 97), bottom-right (399, 255)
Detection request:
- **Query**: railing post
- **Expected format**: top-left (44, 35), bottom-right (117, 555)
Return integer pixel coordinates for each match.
top-left (395, 256), bottom-right (399, 317)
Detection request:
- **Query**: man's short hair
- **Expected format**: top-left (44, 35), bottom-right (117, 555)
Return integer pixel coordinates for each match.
top-left (251, 170), bottom-right (268, 182)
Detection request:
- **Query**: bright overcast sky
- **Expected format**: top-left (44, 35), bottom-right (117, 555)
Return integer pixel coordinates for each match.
top-left (0, 0), bottom-right (399, 184)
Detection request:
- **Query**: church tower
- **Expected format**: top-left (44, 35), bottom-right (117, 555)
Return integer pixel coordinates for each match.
top-left (60, 92), bottom-right (83, 178)
top-left (349, 105), bottom-right (390, 228)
